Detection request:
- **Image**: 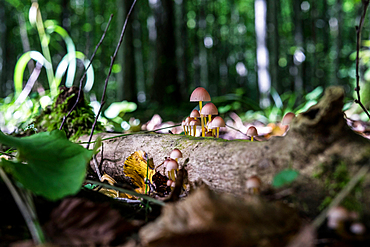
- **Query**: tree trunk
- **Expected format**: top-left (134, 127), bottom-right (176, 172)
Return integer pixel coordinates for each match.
top-left (80, 86), bottom-right (370, 217)
top-left (117, 0), bottom-right (137, 102)
top-left (150, 0), bottom-right (180, 105)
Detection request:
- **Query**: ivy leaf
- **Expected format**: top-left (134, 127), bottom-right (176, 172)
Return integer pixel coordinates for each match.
top-left (0, 130), bottom-right (93, 200)
top-left (272, 169), bottom-right (299, 188)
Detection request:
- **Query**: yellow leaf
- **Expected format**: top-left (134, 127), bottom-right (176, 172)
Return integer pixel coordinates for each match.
top-left (123, 150), bottom-right (155, 194)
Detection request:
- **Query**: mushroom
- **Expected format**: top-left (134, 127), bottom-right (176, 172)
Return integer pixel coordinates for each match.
top-left (189, 119), bottom-right (201, 136)
top-left (200, 102), bottom-right (218, 137)
top-left (181, 120), bottom-right (186, 135)
top-left (167, 179), bottom-right (174, 187)
top-left (281, 112), bottom-right (296, 126)
top-left (185, 117), bottom-right (192, 136)
top-left (210, 116), bottom-right (225, 138)
top-left (190, 109), bottom-right (200, 120)
top-left (246, 175), bottom-right (261, 195)
top-left (165, 159), bottom-right (179, 181)
top-left (327, 206), bottom-right (349, 229)
top-left (170, 148), bottom-right (183, 162)
top-left (281, 112), bottom-right (296, 135)
top-left (190, 87), bottom-right (211, 137)
top-left (350, 222), bottom-right (366, 235)
top-left (247, 126), bottom-right (258, 142)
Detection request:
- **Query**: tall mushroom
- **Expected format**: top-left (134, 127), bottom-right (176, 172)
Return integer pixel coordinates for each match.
top-left (190, 87), bottom-right (211, 137)
top-left (200, 102), bottom-right (218, 136)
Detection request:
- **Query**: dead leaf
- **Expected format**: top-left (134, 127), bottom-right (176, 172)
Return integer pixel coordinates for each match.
top-left (123, 150), bottom-right (155, 194)
top-left (44, 198), bottom-right (141, 246)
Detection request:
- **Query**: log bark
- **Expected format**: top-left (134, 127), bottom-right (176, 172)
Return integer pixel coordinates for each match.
top-left (80, 86), bottom-right (370, 216)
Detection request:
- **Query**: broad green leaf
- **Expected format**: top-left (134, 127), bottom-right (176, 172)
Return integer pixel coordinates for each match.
top-left (0, 130), bottom-right (93, 200)
top-left (272, 169), bottom-right (299, 188)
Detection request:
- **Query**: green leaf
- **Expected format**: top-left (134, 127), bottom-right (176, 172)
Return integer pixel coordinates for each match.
top-left (272, 169), bottom-right (299, 188)
top-left (0, 130), bottom-right (93, 201)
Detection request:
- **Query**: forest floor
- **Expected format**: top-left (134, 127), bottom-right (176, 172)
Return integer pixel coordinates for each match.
top-left (1, 88), bottom-right (370, 247)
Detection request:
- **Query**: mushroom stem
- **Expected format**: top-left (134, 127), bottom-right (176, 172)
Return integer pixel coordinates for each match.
top-left (193, 125), bottom-right (196, 136)
top-left (201, 114), bottom-right (205, 137)
top-left (216, 127), bottom-right (219, 138)
top-left (251, 136), bottom-right (254, 142)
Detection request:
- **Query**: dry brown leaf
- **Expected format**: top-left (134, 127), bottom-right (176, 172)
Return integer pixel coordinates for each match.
top-left (139, 186), bottom-right (301, 247)
top-left (44, 198), bottom-right (141, 246)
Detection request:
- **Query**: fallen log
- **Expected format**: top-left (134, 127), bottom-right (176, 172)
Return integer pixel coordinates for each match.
top-left (79, 86), bottom-right (370, 217)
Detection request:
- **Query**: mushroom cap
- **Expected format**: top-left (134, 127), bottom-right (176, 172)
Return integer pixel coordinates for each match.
top-left (165, 159), bottom-right (179, 172)
top-left (246, 175), bottom-right (261, 189)
top-left (200, 103), bottom-right (218, 116)
top-left (247, 126), bottom-right (258, 137)
top-left (327, 206), bottom-right (349, 229)
top-left (211, 116), bottom-right (225, 127)
top-left (190, 87), bottom-right (211, 102)
top-left (163, 158), bottom-right (174, 168)
top-left (190, 109), bottom-right (200, 118)
top-left (282, 112), bottom-right (296, 126)
top-left (185, 117), bottom-right (192, 125)
top-left (189, 119), bottom-right (201, 126)
top-left (167, 179), bottom-right (173, 187)
top-left (350, 222), bottom-right (366, 235)
top-left (170, 148), bottom-right (183, 159)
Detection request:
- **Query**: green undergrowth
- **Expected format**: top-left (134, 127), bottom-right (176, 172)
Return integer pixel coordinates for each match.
top-left (25, 88), bottom-right (102, 141)
top-left (314, 161), bottom-right (364, 212)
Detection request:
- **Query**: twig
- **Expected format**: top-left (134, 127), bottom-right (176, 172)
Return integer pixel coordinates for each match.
top-left (311, 164), bottom-right (369, 228)
top-left (85, 179), bottom-right (165, 206)
top-left (79, 123), bottom-right (181, 145)
top-left (0, 167), bottom-right (45, 244)
top-left (59, 14), bottom-right (114, 130)
top-left (86, 0), bottom-right (137, 149)
top-left (355, 0), bottom-right (370, 119)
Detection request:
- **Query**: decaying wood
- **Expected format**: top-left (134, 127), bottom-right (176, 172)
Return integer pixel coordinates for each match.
top-left (79, 86), bottom-right (370, 216)
top-left (139, 186), bottom-right (302, 247)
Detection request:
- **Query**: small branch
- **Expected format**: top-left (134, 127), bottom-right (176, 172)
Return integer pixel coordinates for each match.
top-left (355, 0), bottom-right (370, 119)
top-left (59, 14), bottom-right (114, 130)
top-left (86, 0), bottom-right (137, 149)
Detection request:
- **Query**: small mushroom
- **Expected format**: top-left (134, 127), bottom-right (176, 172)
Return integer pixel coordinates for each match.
top-left (246, 175), bottom-right (261, 195)
top-left (189, 119), bottom-right (201, 136)
top-left (210, 116), bottom-right (225, 138)
top-left (282, 112), bottom-right (296, 126)
top-left (247, 126), bottom-right (258, 142)
top-left (327, 206), bottom-right (349, 230)
top-left (170, 148), bottom-right (183, 162)
top-left (190, 87), bottom-right (211, 137)
top-left (165, 159), bottom-right (179, 181)
top-left (282, 112), bottom-right (296, 135)
top-left (181, 120), bottom-right (186, 135)
top-left (350, 222), bottom-right (366, 235)
top-left (167, 179), bottom-right (174, 187)
top-left (200, 102), bottom-right (218, 137)
top-left (185, 117), bottom-right (192, 135)
top-left (190, 109), bottom-right (200, 120)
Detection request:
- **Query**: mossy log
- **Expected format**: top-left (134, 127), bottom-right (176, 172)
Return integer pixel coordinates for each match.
top-left (79, 86), bottom-right (370, 216)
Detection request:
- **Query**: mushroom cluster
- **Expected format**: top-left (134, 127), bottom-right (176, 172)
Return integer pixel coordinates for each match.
top-left (161, 148), bottom-right (183, 189)
top-left (186, 87), bottom-right (225, 138)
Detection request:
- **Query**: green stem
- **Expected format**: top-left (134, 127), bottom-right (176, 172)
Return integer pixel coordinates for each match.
top-left (0, 167), bottom-right (45, 244)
